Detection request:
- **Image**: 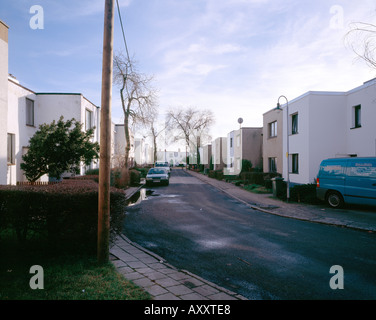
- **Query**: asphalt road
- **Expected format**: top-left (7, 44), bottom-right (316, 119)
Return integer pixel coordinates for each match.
top-left (123, 169), bottom-right (376, 300)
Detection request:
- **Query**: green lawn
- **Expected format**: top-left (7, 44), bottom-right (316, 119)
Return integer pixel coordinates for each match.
top-left (0, 230), bottom-right (150, 300)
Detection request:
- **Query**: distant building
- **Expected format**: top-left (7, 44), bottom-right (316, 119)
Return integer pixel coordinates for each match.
top-left (212, 137), bottom-right (227, 171)
top-left (226, 127), bottom-right (263, 175)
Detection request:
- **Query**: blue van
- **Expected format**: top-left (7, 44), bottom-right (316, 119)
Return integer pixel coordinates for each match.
top-left (316, 157), bottom-right (376, 208)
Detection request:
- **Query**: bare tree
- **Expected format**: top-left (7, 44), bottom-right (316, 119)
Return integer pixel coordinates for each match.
top-left (346, 22), bottom-right (376, 70)
top-left (166, 107), bottom-right (215, 165)
top-left (113, 53), bottom-right (157, 168)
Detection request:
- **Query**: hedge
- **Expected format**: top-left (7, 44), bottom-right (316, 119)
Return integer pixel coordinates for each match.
top-left (0, 179), bottom-right (127, 253)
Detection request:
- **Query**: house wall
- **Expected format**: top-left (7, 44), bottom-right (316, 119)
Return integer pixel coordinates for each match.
top-left (346, 79), bottom-right (376, 157)
top-left (263, 108), bottom-right (283, 174)
top-left (7, 78), bottom-right (43, 184)
top-left (0, 21), bottom-right (9, 184)
top-left (308, 93), bottom-right (347, 184)
top-left (212, 137), bottom-right (227, 170)
top-left (241, 127), bottom-right (263, 170)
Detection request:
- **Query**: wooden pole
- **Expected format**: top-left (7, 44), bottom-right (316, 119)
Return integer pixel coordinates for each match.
top-left (98, 0), bottom-right (114, 264)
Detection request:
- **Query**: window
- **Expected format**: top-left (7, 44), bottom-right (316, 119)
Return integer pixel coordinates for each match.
top-left (269, 121), bottom-right (277, 138)
top-left (291, 113), bottom-right (298, 135)
top-left (230, 138), bottom-right (233, 148)
top-left (268, 157), bottom-right (277, 173)
top-left (7, 133), bottom-right (15, 165)
top-left (85, 109), bottom-right (93, 131)
top-left (352, 105), bottom-right (361, 128)
top-left (290, 154), bottom-right (299, 174)
top-left (26, 98), bottom-right (34, 126)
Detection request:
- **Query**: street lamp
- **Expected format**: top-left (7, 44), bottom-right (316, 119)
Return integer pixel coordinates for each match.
top-left (276, 95), bottom-right (290, 202)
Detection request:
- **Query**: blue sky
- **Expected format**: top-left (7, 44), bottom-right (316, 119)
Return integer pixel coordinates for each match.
top-left (1, 0), bottom-right (376, 144)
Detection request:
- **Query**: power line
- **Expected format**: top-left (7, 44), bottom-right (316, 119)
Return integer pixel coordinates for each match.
top-left (116, 0), bottom-right (131, 63)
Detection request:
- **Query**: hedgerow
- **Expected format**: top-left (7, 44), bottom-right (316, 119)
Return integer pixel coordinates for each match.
top-left (0, 179), bottom-right (126, 253)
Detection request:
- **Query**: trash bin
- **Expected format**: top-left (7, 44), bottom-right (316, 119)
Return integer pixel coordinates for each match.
top-left (272, 177), bottom-right (284, 197)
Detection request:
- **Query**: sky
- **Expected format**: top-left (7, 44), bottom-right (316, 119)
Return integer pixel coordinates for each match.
top-left (1, 0), bottom-right (376, 149)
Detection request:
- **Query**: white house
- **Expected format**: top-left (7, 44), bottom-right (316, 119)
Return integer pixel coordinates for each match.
top-left (212, 137), bottom-right (227, 171)
top-left (0, 21), bottom-right (9, 185)
top-left (6, 76), bottom-right (102, 184)
top-left (0, 19), bottom-right (132, 184)
top-left (264, 78), bottom-right (376, 186)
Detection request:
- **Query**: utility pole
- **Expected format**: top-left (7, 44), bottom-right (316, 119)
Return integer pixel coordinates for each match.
top-left (98, 0), bottom-right (115, 264)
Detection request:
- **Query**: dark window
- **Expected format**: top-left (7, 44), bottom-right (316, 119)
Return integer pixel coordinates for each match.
top-left (269, 157), bottom-right (277, 173)
top-left (291, 154), bottom-right (299, 174)
top-left (26, 98), bottom-right (34, 126)
top-left (354, 105), bottom-right (361, 128)
top-left (7, 133), bottom-right (15, 165)
top-left (291, 113), bottom-right (298, 134)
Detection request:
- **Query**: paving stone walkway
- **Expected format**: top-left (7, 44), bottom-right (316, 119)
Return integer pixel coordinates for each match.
top-left (110, 235), bottom-right (247, 300)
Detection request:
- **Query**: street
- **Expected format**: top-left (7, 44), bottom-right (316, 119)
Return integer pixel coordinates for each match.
top-left (123, 169), bottom-right (376, 300)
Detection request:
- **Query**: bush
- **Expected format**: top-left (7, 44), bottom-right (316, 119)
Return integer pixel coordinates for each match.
top-left (129, 169), bottom-right (141, 186)
top-left (111, 167), bottom-right (129, 189)
top-left (240, 172), bottom-right (265, 185)
top-left (208, 169), bottom-right (224, 180)
top-left (290, 183), bottom-right (319, 204)
top-left (0, 179), bottom-right (127, 253)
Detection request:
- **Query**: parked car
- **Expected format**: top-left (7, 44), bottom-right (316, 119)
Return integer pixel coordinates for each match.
top-left (146, 168), bottom-right (169, 186)
top-left (154, 161), bottom-right (171, 175)
top-left (316, 157), bottom-right (376, 208)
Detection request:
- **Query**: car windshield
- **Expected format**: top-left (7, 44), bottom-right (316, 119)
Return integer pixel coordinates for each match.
top-left (148, 169), bottom-right (166, 174)
top-left (155, 163), bottom-right (168, 167)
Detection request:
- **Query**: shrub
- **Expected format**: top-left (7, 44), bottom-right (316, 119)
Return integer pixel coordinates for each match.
top-left (290, 183), bottom-right (319, 204)
top-left (208, 169), bottom-right (224, 180)
top-left (111, 167), bottom-right (129, 189)
top-left (0, 180), bottom-right (127, 253)
top-left (240, 172), bottom-right (265, 185)
top-left (129, 169), bottom-right (141, 186)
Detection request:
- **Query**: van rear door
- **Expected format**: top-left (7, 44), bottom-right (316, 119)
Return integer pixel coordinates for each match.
top-left (344, 159), bottom-right (376, 206)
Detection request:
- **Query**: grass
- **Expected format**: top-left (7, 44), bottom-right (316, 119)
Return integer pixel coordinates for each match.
top-left (0, 230), bottom-right (151, 300)
top-left (243, 184), bottom-right (272, 194)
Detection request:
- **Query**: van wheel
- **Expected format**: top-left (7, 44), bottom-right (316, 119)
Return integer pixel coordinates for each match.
top-left (326, 191), bottom-right (344, 209)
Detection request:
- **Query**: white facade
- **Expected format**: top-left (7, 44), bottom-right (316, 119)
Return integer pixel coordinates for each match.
top-left (0, 21), bottom-right (9, 184)
top-left (156, 150), bottom-right (186, 166)
top-left (274, 78), bottom-right (376, 185)
top-left (212, 137), bottom-right (227, 170)
top-left (5, 78), bottom-right (102, 183)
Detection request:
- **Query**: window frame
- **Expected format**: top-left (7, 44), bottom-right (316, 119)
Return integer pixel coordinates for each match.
top-left (7, 133), bottom-right (15, 165)
top-left (268, 157), bottom-right (277, 173)
top-left (291, 113), bottom-right (298, 135)
top-left (85, 109), bottom-right (93, 131)
top-left (290, 153), bottom-right (299, 174)
top-left (26, 98), bottom-right (35, 127)
top-left (269, 121), bottom-right (277, 138)
top-left (352, 105), bottom-right (361, 129)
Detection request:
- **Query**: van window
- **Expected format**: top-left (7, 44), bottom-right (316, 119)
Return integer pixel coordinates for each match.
top-left (319, 162), bottom-right (344, 176)
top-left (347, 160), bottom-right (376, 178)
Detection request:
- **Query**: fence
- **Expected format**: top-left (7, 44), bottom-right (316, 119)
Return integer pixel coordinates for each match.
top-left (16, 181), bottom-right (61, 186)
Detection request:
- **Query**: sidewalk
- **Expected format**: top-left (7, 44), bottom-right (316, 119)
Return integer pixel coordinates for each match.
top-left (111, 170), bottom-right (375, 301)
top-left (110, 235), bottom-right (247, 300)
